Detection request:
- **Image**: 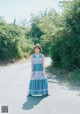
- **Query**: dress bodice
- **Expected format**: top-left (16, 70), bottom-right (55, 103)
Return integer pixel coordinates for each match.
top-left (32, 53), bottom-right (43, 64)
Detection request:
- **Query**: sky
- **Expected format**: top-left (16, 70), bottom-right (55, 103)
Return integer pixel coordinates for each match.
top-left (0, 0), bottom-right (62, 24)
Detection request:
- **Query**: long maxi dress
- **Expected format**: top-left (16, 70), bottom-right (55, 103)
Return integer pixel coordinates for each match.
top-left (28, 53), bottom-right (48, 96)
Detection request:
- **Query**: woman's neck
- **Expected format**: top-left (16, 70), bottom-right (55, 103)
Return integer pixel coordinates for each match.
top-left (35, 53), bottom-right (40, 55)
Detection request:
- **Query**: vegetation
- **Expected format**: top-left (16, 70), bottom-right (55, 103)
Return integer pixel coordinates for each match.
top-left (0, 0), bottom-right (80, 71)
top-left (51, 0), bottom-right (80, 69)
top-left (0, 17), bottom-right (33, 60)
top-left (46, 65), bottom-right (80, 87)
top-left (26, 0), bottom-right (80, 69)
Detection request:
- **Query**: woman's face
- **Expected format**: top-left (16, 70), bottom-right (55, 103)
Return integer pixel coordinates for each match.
top-left (35, 47), bottom-right (40, 54)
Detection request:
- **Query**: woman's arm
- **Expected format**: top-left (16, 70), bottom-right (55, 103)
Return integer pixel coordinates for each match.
top-left (31, 55), bottom-right (34, 74)
top-left (42, 54), bottom-right (45, 74)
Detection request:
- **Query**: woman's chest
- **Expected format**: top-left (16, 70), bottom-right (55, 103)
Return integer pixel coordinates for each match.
top-left (33, 58), bottom-right (42, 64)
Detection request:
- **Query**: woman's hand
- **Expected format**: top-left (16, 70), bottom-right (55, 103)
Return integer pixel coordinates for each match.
top-left (31, 71), bottom-right (34, 76)
top-left (42, 71), bottom-right (45, 76)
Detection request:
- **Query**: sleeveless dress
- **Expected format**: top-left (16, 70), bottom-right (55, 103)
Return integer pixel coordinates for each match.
top-left (28, 53), bottom-right (48, 96)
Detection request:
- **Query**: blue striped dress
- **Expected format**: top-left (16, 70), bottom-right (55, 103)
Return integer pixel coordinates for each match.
top-left (28, 53), bottom-right (48, 95)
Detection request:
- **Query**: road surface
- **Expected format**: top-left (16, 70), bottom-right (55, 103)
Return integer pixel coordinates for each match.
top-left (0, 56), bottom-right (80, 114)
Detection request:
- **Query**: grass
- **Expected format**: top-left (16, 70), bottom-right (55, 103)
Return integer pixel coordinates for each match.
top-left (46, 65), bottom-right (80, 87)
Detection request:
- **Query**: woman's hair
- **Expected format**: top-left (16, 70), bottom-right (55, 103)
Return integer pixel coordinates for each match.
top-left (34, 43), bottom-right (42, 52)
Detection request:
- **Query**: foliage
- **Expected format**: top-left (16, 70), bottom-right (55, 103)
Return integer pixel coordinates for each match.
top-left (0, 18), bottom-right (33, 60)
top-left (0, 0), bottom-right (80, 70)
top-left (51, 0), bottom-right (80, 69)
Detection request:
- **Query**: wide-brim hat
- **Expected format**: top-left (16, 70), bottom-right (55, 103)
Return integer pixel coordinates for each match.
top-left (34, 43), bottom-right (42, 52)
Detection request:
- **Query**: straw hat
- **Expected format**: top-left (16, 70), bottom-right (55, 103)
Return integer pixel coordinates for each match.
top-left (34, 43), bottom-right (42, 52)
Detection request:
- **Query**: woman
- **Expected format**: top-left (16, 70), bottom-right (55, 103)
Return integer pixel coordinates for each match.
top-left (28, 43), bottom-right (49, 96)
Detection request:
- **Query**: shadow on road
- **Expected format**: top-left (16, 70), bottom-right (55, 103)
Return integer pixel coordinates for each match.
top-left (22, 95), bottom-right (48, 110)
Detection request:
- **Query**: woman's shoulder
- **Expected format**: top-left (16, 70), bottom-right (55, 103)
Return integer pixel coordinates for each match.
top-left (40, 53), bottom-right (44, 57)
top-left (31, 53), bottom-right (35, 58)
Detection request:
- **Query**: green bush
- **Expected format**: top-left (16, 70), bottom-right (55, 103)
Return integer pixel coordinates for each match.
top-left (0, 18), bottom-right (33, 60)
top-left (51, 0), bottom-right (80, 69)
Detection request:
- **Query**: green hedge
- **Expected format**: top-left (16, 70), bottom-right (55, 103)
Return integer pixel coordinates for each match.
top-left (0, 18), bottom-right (33, 60)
